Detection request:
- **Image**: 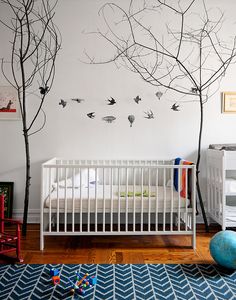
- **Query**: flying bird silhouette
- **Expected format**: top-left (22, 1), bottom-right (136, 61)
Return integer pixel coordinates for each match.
top-left (59, 99), bottom-right (67, 108)
top-left (87, 112), bottom-right (95, 119)
top-left (134, 95), bottom-right (141, 104)
top-left (171, 103), bottom-right (180, 111)
top-left (107, 97), bottom-right (116, 105)
top-left (71, 98), bottom-right (85, 103)
top-left (191, 87), bottom-right (198, 93)
top-left (39, 86), bottom-right (49, 95)
top-left (144, 110), bottom-right (154, 119)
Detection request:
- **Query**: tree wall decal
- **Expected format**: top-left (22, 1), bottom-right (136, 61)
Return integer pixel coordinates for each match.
top-left (0, 0), bottom-right (61, 235)
top-left (85, 0), bottom-right (236, 230)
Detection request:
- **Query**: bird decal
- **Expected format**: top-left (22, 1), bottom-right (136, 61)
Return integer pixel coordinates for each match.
top-left (71, 98), bottom-right (85, 103)
top-left (134, 95), bottom-right (141, 104)
top-left (107, 97), bottom-right (116, 105)
top-left (144, 110), bottom-right (154, 119)
top-left (87, 112), bottom-right (95, 119)
top-left (191, 87), bottom-right (198, 93)
top-left (0, 100), bottom-right (13, 111)
top-left (59, 99), bottom-right (67, 108)
top-left (171, 103), bottom-right (180, 111)
top-left (39, 86), bottom-right (49, 95)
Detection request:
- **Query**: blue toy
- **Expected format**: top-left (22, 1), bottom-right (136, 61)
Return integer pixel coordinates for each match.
top-left (68, 271), bottom-right (97, 296)
top-left (89, 275), bottom-right (97, 285)
top-left (210, 230), bottom-right (236, 269)
top-left (50, 268), bottom-right (59, 277)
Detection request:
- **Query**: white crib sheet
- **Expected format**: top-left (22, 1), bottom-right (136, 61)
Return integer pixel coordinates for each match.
top-left (44, 185), bottom-right (190, 213)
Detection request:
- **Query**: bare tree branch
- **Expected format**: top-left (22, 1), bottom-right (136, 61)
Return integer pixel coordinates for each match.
top-left (0, 0), bottom-right (61, 235)
top-left (85, 0), bottom-right (236, 232)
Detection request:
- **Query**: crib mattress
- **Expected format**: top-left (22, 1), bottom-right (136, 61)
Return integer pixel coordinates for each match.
top-left (44, 185), bottom-right (190, 213)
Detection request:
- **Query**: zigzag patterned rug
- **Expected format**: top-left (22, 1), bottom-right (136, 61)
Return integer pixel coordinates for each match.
top-left (0, 264), bottom-right (236, 299)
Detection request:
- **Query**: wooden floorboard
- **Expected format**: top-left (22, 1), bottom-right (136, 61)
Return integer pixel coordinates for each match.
top-left (0, 224), bottom-right (220, 264)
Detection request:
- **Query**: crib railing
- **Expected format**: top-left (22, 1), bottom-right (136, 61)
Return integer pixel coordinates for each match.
top-left (40, 158), bottom-right (196, 250)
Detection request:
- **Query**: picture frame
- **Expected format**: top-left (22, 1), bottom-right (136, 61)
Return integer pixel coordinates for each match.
top-left (0, 182), bottom-right (14, 218)
top-left (222, 92), bottom-right (236, 113)
top-left (0, 86), bottom-right (21, 120)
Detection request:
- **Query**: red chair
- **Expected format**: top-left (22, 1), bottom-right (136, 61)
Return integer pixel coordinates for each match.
top-left (0, 194), bottom-right (23, 262)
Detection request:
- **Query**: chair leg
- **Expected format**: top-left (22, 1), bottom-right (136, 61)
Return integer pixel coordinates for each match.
top-left (16, 224), bottom-right (23, 262)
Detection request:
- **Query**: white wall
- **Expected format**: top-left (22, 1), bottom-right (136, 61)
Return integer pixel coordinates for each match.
top-left (0, 0), bottom-right (236, 222)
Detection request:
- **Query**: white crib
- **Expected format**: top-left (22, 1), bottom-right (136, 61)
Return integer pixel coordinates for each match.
top-left (207, 148), bottom-right (236, 229)
top-left (40, 158), bottom-right (196, 250)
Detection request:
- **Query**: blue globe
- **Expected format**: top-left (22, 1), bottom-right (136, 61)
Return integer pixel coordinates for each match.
top-left (210, 230), bottom-right (236, 269)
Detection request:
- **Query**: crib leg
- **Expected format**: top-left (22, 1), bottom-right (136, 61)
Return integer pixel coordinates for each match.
top-left (192, 233), bottom-right (196, 250)
top-left (40, 232), bottom-right (44, 251)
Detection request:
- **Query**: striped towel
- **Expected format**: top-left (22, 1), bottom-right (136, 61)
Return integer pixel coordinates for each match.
top-left (174, 158), bottom-right (193, 199)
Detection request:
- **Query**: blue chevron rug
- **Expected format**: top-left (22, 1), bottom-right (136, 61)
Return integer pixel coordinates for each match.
top-left (0, 264), bottom-right (236, 300)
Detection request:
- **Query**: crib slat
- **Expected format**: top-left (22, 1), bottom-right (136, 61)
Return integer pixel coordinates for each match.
top-left (209, 166), bottom-right (212, 216)
top-left (118, 168), bottom-right (121, 232)
top-left (133, 167), bottom-right (136, 232)
top-left (49, 168), bottom-right (52, 233)
top-left (209, 166), bottom-right (213, 217)
top-left (64, 168), bottom-right (68, 233)
top-left (72, 167), bottom-right (75, 233)
top-left (148, 168), bottom-right (151, 232)
top-left (178, 168), bottom-right (181, 232)
top-left (141, 168), bottom-right (144, 232)
top-left (185, 166), bottom-right (188, 231)
top-left (126, 167), bottom-right (128, 232)
top-left (213, 167), bottom-right (217, 220)
top-left (210, 166), bottom-right (214, 218)
top-left (163, 168), bottom-right (166, 232)
top-left (88, 168), bottom-right (90, 233)
top-left (155, 168), bottom-right (159, 232)
top-left (110, 168), bottom-right (113, 232)
top-left (214, 167), bottom-right (217, 220)
top-left (103, 168), bottom-right (105, 233)
top-left (170, 169), bottom-right (173, 232)
top-left (56, 168), bottom-right (59, 233)
top-left (80, 168), bottom-right (82, 233)
top-left (95, 167), bottom-right (98, 233)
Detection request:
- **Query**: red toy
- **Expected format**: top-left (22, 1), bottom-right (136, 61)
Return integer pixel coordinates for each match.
top-left (52, 275), bottom-right (60, 285)
top-left (0, 194), bottom-right (23, 262)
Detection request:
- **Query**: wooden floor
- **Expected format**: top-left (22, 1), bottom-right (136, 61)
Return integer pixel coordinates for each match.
top-left (1, 224), bottom-right (220, 264)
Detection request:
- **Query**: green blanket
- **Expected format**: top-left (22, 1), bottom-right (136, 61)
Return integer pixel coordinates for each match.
top-left (120, 190), bottom-right (156, 197)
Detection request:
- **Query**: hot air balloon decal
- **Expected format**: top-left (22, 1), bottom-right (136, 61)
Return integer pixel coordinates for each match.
top-left (128, 115), bottom-right (135, 127)
top-left (155, 91), bottom-right (163, 100)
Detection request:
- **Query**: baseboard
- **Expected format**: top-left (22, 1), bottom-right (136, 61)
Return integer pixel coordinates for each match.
top-left (13, 209), bottom-right (40, 223)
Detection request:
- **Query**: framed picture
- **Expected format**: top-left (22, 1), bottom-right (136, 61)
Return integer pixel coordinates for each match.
top-left (0, 182), bottom-right (14, 218)
top-left (222, 92), bottom-right (236, 113)
top-left (0, 86), bottom-right (21, 120)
